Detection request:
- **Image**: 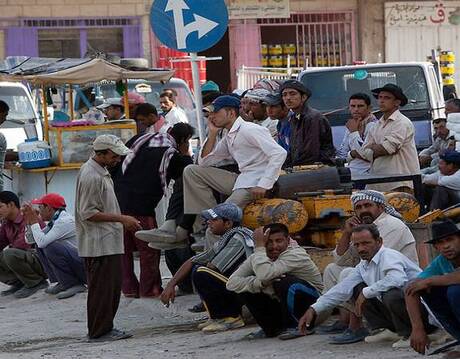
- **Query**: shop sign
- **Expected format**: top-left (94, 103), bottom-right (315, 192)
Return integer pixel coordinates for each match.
top-left (386, 1), bottom-right (460, 26)
top-left (226, 0), bottom-right (290, 19)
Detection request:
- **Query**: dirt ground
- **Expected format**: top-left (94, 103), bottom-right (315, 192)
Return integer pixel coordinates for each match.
top-left (0, 258), bottom-right (447, 359)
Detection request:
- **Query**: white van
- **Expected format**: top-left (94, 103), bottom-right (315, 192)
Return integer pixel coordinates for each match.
top-left (0, 82), bottom-right (42, 150)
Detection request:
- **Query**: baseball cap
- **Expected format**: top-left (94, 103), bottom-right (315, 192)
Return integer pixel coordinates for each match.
top-left (203, 95), bottom-right (241, 113)
top-left (201, 203), bottom-right (243, 223)
top-left (263, 93), bottom-right (283, 106)
top-left (97, 98), bottom-right (124, 110)
top-left (31, 193), bottom-right (66, 209)
top-left (440, 150), bottom-right (460, 166)
top-left (92, 134), bottom-right (131, 156)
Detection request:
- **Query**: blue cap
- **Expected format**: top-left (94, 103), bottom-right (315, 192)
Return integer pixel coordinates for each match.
top-left (440, 150), bottom-right (460, 165)
top-left (203, 95), bottom-right (241, 113)
top-left (201, 203), bottom-right (243, 223)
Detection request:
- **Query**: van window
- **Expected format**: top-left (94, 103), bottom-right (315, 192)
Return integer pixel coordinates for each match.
top-left (0, 86), bottom-right (37, 128)
top-left (301, 66), bottom-right (429, 115)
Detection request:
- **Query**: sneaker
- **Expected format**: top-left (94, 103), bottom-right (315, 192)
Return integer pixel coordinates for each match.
top-left (45, 283), bottom-right (65, 295)
top-left (201, 316), bottom-right (245, 333)
top-left (135, 229), bottom-right (176, 243)
top-left (317, 320), bottom-right (348, 335)
top-left (190, 238), bottom-right (205, 253)
top-left (89, 328), bottom-right (132, 342)
top-left (329, 327), bottom-right (369, 344)
top-left (147, 239), bottom-right (188, 251)
top-left (188, 302), bottom-right (206, 313)
top-left (392, 337), bottom-right (411, 349)
top-left (14, 280), bottom-right (48, 299)
top-left (1, 282), bottom-right (24, 296)
top-left (278, 328), bottom-right (307, 340)
top-left (364, 329), bottom-right (401, 343)
top-left (56, 284), bottom-right (86, 299)
top-left (197, 319), bottom-right (216, 330)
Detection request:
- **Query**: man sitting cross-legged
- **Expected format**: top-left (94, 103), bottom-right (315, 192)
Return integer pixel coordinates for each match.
top-left (227, 223), bottom-right (323, 340)
top-left (299, 224), bottom-right (434, 349)
top-left (160, 202), bottom-right (254, 333)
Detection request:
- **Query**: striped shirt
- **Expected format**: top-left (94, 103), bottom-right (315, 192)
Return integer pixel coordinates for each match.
top-left (0, 133), bottom-right (6, 191)
top-left (192, 227), bottom-right (253, 277)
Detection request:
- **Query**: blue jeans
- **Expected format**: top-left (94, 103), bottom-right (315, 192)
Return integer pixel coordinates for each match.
top-left (422, 285), bottom-right (460, 341)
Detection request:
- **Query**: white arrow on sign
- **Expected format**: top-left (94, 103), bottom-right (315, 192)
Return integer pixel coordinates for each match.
top-left (165, 0), bottom-right (219, 50)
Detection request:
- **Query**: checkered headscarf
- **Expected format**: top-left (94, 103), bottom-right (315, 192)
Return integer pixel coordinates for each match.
top-left (350, 190), bottom-right (402, 219)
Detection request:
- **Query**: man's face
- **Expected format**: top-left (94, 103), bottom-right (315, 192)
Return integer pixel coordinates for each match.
top-left (434, 121), bottom-right (449, 139)
top-left (104, 105), bottom-right (123, 121)
top-left (282, 89), bottom-right (307, 110)
top-left (241, 98), bottom-right (251, 114)
top-left (97, 150), bottom-right (122, 168)
top-left (38, 204), bottom-right (54, 222)
top-left (248, 101), bottom-right (267, 122)
top-left (354, 200), bottom-right (384, 223)
top-left (0, 110), bottom-right (8, 125)
top-left (352, 230), bottom-right (382, 261)
top-left (267, 104), bottom-right (288, 120)
top-left (135, 113), bottom-right (158, 133)
top-left (349, 99), bottom-right (371, 121)
top-left (377, 91), bottom-right (401, 113)
top-left (438, 159), bottom-right (458, 176)
top-left (445, 102), bottom-right (460, 115)
top-left (265, 232), bottom-right (289, 260)
top-left (207, 218), bottom-right (231, 236)
top-left (160, 96), bottom-right (174, 112)
top-left (211, 108), bottom-right (234, 128)
top-left (0, 202), bottom-right (14, 220)
top-left (434, 235), bottom-right (460, 261)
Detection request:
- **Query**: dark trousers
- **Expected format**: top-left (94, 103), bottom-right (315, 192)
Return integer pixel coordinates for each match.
top-left (192, 266), bottom-right (242, 319)
top-left (0, 248), bottom-right (46, 287)
top-left (240, 275), bottom-right (320, 337)
top-left (430, 186), bottom-right (460, 210)
top-left (121, 215), bottom-right (162, 297)
top-left (37, 241), bottom-right (86, 289)
top-left (85, 255), bottom-right (122, 339)
top-left (165, 247), bottom-right (194, 293)
top-left (422, 285), bottom-right (460, 341)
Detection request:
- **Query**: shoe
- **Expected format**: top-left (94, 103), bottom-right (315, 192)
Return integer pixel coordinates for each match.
top-left (429, 329), bottom-right (454, 345)
top-left (14, 280), bottom-right (48, 299)
top-left (135, 229), bottom-right (176, 243)
top-left (190, 238), bottom-right (205, 253)
top-left (188, 302), bottom-right (206, 313)
top-left (197, 319), bottom-right (216, 330)
top-left (392, 337), bottom-right (411, 349)
top-left (201, 316), bottom-right (245, 333)
top-left (147, 239), bottom-right (188, 251)
top-left (278, 328), bottom-right (307, 340)
top-left (329, 327), bottom-right (369, 344)
top-left (56, 284), bottom-right (86, 299)
top-left (1, 282), bottom-right (24, 296)
top-left (364, 329), bottom-right (401, 343)
top-left (244, 329), bottom-right (267, 340)
top-left (89, 328), bottom-right (132, 342)
top-left (45, 283), bottom-right (65, 295)
top-left (317, 320), bottom-right (348, 335)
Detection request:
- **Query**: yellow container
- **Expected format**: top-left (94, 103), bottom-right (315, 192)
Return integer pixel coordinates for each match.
top-left (441, 51), bottom-right (455, 63)
top-left (282, 55), bottom-right (297, 67)
top-left (283, 43), bottom-right (296, 55)
top-left (384, 192), bottom-right (420, 223)
top-left (441, 63), bottom-right (455, 75)
top-left (300, 194), bottom-right (353, 220)
top-left (261, 56), bottom-right (269, 67)
top-left (269, 56), bottom-right (283, 67)
top-left (443, 76), bottom-right (455, 86)
top-left (268, 44), bottom-right (283, 56)
top-left (261, 44), bottom-right (268, 56)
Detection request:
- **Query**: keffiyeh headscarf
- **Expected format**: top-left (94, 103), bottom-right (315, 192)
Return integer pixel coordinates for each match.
top-left (350, 190), bottom-right (402, 219)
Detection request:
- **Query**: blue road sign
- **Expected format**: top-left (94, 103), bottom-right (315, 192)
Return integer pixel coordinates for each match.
top-left (150, 0), bottom-right (229, 53)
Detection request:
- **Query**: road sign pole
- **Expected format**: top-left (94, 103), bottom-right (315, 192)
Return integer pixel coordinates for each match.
top-left (190, 52), bottom-right (205, 144)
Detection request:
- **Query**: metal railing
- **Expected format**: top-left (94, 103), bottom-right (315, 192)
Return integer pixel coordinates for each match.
top-left (236, 65), bottom-right (303, 90)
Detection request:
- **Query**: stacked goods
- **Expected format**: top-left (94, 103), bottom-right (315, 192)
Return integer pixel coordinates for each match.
top-left (261, 44), bottom-right (297, 68)
top-left (446, 113), bottom-right (460, 151)
top-left (440, 51), bottom-right (456, 87)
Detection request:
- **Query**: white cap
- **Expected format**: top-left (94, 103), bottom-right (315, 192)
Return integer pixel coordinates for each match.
top-left (92, 134), bottom-right (131, 156)
top-left (97, 98), bottom-right (124, 110)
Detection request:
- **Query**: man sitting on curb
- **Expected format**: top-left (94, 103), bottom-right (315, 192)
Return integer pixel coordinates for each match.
top-left (0, 191), bottom-right (48, 298)
top-left (227, 223), bottom-right (323, 340)
top-left (160, 203), bottom-right (254, 333)
top-left (22, 193), bottom-right (86, 300)
top-left (299, 224), bottom-right (428, 349)
top-left (406, 219), bottom-right (460, 357)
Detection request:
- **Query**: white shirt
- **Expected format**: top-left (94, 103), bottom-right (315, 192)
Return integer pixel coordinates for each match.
top-left (312, 246), bottom-right (422, 314)
top-left (29, 211), bottom-right (77, 249)
top-left (161, 106), bottom-right (188, 133)
top-left (423, 169), bottom-right (460, 192)
top-left (199, 117), bottom-right (287, 190)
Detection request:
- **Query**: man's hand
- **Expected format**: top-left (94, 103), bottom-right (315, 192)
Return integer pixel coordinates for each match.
top-left (405, 279), bottom-right (432, 296)
top-left (343, 216), bottom-right (362, 235)
top-left (355, 291), bottom-right (366, 317)
top-left (410, 327), bottom-right (429, 355)
top-left (253, 227), bottom-right (270, 248)
top-left (419, 155), bottom-right (431, 167)
top-left (160, 284), bottom-right (176, 307)
top-left (298, 307), bottom-right (316, 335)
top-left (250, 187), bottom-right (267, 200)
top-left (21, 203), bottom-right (40, 225)
top-left (346, 118), bottom-right (360, 133)
top-left (350, 150), bottom-right (365, 160)
top-left (121, 215), bottom-right (142, 232)
top-left (207, 117), bottom-right (220, 135)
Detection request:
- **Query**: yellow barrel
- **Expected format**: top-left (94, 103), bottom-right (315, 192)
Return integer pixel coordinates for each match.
top-left (385, 192), bottom-right (420, 223)
top-left (269, 56), bottom-right (283, 67)
top-left (282, 55), bottom-right (297, 67)
top-left (261, 56), bottom-right (269, 67)
top-left (283, 43), bottom-right (296, 55)
top-left (261, 44), bottom-right (268, 56)
top-left (268, 44), bottom-right (283, 56)
top-left (440, 63), bottom-right (455, 75)
top-left (243, 198), bottom-right (308, 233)
top-left (441, 51), bottom-right (455, 63)
top-left (443, 76), bottom-right (455, 86)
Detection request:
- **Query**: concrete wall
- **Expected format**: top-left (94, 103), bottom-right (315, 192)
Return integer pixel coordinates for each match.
top-left (291, 0), bottom-right (357, 12)
top-left (357, 0), bottom-right (385, 63)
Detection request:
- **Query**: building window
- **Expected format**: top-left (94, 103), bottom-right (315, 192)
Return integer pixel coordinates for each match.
top-left (87, 28), bottom-right (124, 56)
top-left (38, 29), bottom-right (80, 58)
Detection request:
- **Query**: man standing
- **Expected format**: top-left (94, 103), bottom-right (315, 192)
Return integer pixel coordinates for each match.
top-left (98, 98), bottom-right (125, 122)
top-left (159, 92), bottom-right (188, 133)
top-left (75, 134), bottom-right (141, 341)
top-left (350, 84), bottom-right (420, 191)
top-left (0, 101), bottom-right (8, 191)
top-left (338, 93), bottom-right (377, 178)
top-left (0, 191), bottom-right (48, 298)
top-left (405, 219), bottom-right (460, 356)
top-left (280, 80), bottom-right (335, 167)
